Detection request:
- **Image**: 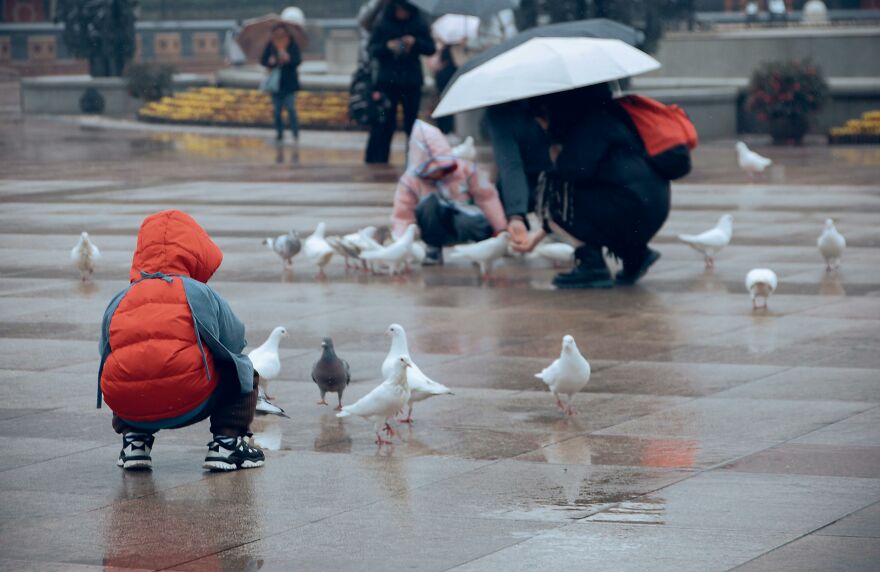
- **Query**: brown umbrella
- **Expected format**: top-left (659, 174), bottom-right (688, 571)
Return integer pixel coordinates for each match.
top-left (236, 14), bottom-right (308, 61)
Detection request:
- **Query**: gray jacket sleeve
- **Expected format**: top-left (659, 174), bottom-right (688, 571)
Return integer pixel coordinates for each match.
top-left (182, 278), bottom-right (255, 394)
top-left (487, 106), bottom-right (530, 218)
top-left (96, 287), bottom-right (129, 408)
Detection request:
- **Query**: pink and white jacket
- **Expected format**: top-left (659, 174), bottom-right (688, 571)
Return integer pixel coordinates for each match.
top-left (391, 120), bottom-right (508, 238)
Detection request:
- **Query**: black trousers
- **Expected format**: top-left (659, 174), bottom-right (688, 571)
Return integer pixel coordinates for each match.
top-left (365, 84), bottom-right (422, 164)
top-left (415, 193), bottom-right (493, 248)
top-left (543, 177), bottom-right (670, 261)
top-left (113, 373), bottom-right (259, 438)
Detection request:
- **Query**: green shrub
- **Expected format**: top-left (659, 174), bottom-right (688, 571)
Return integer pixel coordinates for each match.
top-left (126, 63), bottom-right (176, 101)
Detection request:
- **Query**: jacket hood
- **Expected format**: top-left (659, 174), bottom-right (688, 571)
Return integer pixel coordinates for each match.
top-left (129, 210), bottom-right (223, 283)
top-left (407, 120), bottom-right (464, 185)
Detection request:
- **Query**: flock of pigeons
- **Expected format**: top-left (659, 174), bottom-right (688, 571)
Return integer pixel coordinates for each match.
top-left (263, 221), bottom-right (531, 280)
top-left (681, 139), bottom-right (847, 311)
top-left (244, 322), bottom-right (589, 446)
top-left (62, 141), bottom-right (849, 444)
top-left (678, 212), bottom-right (846, 310)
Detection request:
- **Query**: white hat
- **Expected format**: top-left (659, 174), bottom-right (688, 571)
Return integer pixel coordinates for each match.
top-left (281, 7), bottom-right (306, 27)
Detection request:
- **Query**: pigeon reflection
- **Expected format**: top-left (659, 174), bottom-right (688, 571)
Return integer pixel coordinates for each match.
top-left (313, 413), bottom-right (352, 453)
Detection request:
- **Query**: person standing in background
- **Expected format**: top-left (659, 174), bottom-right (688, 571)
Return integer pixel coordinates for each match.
top-left (261, 24), bottom-right (302, 143)
top-left (364, 0), bottom-right (435, 164)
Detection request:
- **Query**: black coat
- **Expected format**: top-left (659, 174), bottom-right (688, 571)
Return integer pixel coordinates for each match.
top-left (547, 99), bottom-right (671, 258)
top-left (260, 41), bottom-right (302, 95)
top-left (368, 8), bottom-right (435, 89)
top-left (554, 101), bottom-right (669, 211)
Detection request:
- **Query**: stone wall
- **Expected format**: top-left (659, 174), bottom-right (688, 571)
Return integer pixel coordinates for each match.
top-left (651, 27), bottom-right (880, 78)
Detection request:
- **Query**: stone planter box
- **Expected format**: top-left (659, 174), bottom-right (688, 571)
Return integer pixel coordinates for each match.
top-left (20, 73), bottom-right (212, 116)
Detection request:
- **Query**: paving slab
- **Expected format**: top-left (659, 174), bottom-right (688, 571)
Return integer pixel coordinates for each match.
top-left (733, 534), bottom-right (880, 572)
top-left (1, 115), bottom-right (879, 569)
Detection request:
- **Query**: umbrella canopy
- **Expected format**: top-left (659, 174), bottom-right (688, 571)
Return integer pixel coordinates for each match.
top-left (236, 13), bottom-right (308, 61)
top-left (444, 18), bottom-right (644, 92)
top-left (410, 0), bottom-right (519, 18)
top-left (432, 37), bottom-right (660, 117)
top-left (432, 14), bottom-right (481, 45)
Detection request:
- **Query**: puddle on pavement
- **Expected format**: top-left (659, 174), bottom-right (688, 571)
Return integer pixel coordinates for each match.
top-left (585, 497), bottom-right (666, 524)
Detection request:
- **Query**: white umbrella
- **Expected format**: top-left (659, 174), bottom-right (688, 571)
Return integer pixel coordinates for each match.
top-left (432, 37), bottom-right (660, 118)
top-left (432, 14), bottom-right (480, 45)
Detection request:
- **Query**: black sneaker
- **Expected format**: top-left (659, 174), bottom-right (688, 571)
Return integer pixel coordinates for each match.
top-left (117, 432), bottom-right (155, 471)
top-left (203, 436), bottom-right (265, 471)
top-left (552, 246), bottom-right (614, 289)
top-left (423, 245), bottom-right (444, 266)
top-left (616, 248), bottom-right (661, 285)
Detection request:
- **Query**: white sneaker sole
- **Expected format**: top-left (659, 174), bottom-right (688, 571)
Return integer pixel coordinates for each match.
top-left (118, 458), bottom-right (152, 470)
top-left (202, 459), bottom-right (265, 471)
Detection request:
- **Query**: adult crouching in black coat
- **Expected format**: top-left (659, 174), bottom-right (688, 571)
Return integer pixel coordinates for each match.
top-left (517, 83), bottom-right (670, 289)
top-left (364, 0), bottom-right (435, 164)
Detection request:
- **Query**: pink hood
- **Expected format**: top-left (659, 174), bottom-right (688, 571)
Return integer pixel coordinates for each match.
top-left (391, 120), bottom-right (508, 238)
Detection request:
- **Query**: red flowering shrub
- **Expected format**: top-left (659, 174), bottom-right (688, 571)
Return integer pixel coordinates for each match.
top-left (747, 60), bottom-right (829, 121)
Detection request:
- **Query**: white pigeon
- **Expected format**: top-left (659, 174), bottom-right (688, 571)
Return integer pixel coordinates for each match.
top-left (337, 355), bottom-right (412, 446)
top-left (262, 231), bottom-right (301, 269)
top-left (449, 231), bottom-right (510, 278)
top-left (256, 387), bottom-right (289, 418)
top-left (745, 268), bottom-right (778, 311)
top-left (817, 218), bottom-right (846, 272)
top-left (536, 335), bottom-right (591, 417)
top-left (248, 326), bottom-right (288, 400)
top-left (303, 222), bottom-right (334, 278)
top-left (736, 141), bottom-right (772, 177)
top-left (71, 231), bottom-right (101, 281)
top-left (382, 323), bottom-right (453, 423)
top-left (326, 235), bottom-right (363, 270)
top-left (342, 226), bottom-right (382, 272)
top-left (534, 242), bottom-right (575, 267)
top-left (678, 214), bottom-right (733, 269)
top-left (360, 224), bottom-right (417, 275)
top-left (408, 241), bottom-right (427, 266)
top-left (452, 136), bottom-right (476, 161)
top-left (343, 226), bottom-right (381, 252)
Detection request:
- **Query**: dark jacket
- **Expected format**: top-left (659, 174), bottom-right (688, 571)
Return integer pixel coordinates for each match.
top-left (551, 94), bottom-right (669, 212)
top-left (260, 40), bottom-right (302, 95)
top-left (536, 85), bottom-right (671, 259)
top-left (486, 102), bottom-right (552, 218)
top-left (368, 4), bottom-right (435, 89)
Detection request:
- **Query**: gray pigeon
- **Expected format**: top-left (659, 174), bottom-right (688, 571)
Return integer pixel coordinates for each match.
top-left (311, 337), bottom-right (351, 411)
top-left (263, 231), bottom-right (302, 269)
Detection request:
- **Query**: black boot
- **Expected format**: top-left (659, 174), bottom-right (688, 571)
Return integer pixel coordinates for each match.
top-left (423, 245), bottom-right (443, 266)
top-left (615, 248), bottom-right (661, 285)
top-left (552, 246), bottom-right (613, 289)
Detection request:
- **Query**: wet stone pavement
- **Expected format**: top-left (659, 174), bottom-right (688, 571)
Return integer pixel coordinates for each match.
top-left (0, 118), bottom-right (879, 571)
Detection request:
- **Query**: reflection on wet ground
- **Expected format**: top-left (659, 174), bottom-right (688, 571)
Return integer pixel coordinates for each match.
top-left (0, 117), bottom-right (879, 570)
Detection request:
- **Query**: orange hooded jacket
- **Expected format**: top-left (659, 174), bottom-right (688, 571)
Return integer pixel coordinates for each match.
top-left (98, 211), bottom-right (253, 426)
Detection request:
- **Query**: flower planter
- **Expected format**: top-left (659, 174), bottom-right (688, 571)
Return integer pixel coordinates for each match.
top-left (769, 115), bottom-right (809, 145)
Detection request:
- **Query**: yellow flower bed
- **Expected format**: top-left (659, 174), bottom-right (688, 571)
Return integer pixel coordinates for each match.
top-left (138, 87), bottom-right (354, 130)
top-left (828, 110), bottom-right (880, 144)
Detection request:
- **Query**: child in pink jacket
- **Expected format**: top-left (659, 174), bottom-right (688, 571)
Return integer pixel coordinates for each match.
top-left (391, 120), bottom-right (508, 264)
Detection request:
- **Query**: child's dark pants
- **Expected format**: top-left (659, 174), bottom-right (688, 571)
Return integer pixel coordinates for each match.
top-left (112, 373), bottom-right (259, 438)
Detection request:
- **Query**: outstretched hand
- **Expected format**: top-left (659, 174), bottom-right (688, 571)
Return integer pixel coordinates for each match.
top-left (508, 218), bottom-right (529, 250)
top-left (511, 228), bottom-right (547, 254)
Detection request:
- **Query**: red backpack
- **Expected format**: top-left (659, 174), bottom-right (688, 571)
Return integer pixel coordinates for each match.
top-left (617, 94), bottom-right (698, 180)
